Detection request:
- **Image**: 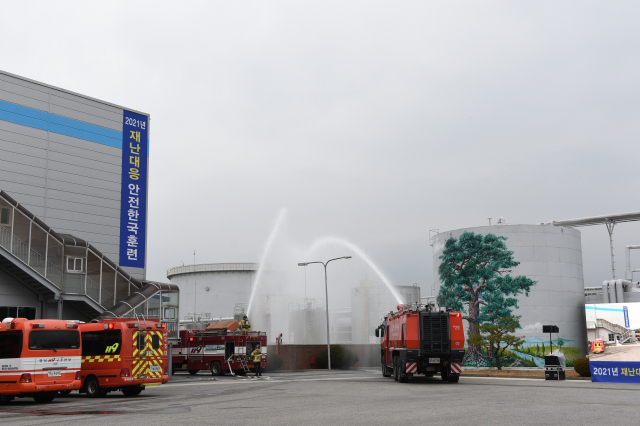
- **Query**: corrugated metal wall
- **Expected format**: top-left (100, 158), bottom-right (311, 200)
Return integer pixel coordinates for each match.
top-left (0, 70), bottom-right (148, 280)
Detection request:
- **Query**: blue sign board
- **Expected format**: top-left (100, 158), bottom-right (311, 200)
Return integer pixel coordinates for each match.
top-left (118, 110), bottom-right (148, 268)
top-left (591, 361), bottom-right (640, 384)
top-left (623, 306), bottom-right (630, 328)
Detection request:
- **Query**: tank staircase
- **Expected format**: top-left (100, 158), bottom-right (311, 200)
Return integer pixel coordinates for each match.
top-left (596, 318), bottom-right (633, 343)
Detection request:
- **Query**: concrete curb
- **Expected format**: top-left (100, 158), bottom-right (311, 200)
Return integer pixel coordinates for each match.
top-left (462, 372), bottom-right (590, 380)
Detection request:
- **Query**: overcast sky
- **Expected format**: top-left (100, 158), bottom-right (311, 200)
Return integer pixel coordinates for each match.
top-left (2, 2), bottom-right (639, 302)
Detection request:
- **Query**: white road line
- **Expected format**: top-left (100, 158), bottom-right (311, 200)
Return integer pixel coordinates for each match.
top-left (164, 375), bottom-right (380, 388)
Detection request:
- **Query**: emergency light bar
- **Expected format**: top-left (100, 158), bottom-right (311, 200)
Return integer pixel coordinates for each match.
top-left (67, 323), bottom-right (79, 329)
top-left (127, 323), bottom-right (139, 328)
top-left (104, 323), bottom-right (115, 330)
top-left (31, 323), bottom-right (45, 328)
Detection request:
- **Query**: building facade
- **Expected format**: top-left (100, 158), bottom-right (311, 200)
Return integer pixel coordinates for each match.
top-left (0, 70), bottom-right (150, 320)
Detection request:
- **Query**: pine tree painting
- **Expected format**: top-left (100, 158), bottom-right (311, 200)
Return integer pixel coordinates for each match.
top-left (437, 232), bottom-right (537, 366)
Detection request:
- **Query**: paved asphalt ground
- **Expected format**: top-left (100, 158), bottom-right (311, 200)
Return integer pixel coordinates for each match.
top-left (0, 369), bottom-right (636, 425)
top-left (590, 343), bottom-right (640, 361)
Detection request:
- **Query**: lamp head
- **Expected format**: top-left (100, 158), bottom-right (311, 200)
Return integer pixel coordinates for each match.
top-left (344, 256), bottom-right (352, 259)
top-left (298, 263), bottom-right (308, 266)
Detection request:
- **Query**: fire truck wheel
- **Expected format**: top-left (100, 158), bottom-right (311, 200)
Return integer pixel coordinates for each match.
top-left (382, 361), bottom-right (391, 377)
top-left (0, 395), bottom-right (15, 404)
top-left (393, 357), bottom-right (399, 381)
top-left (398, 361), bottom-right (408, 383)
top-left (210, 362), bottom-right (224, 376)
top-left (84, 377), bottom-right (102, 398)
top-left (33, 392), bottom-right (56, 403)
top-left (122, 386), bottom-right (143, 396)
top-left (441, 367), bottom-right (459, 382)
top-left (188, 369), bottom-right (199, 375)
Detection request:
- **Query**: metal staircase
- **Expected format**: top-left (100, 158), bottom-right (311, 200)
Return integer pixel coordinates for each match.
top-left (596, 318), bottom-right (633, 343)
top-left (0, 189), bottom-right (178, 327)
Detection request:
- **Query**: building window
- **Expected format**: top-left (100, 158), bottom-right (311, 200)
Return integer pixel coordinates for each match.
top-left (66, 257), bottom-right (84, 273)
top-left (164, 307), bottom-right (176, 320)
top-left (1, 306), bottom-right (36, 320)
top-left (608, 333), bottom-right (615, 342)
top-left (0, 207), bottom-right (10, 225)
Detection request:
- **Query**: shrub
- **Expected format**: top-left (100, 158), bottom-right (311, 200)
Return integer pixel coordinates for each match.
top-left (573, 357), bottom-right (591, 377)
top-left (265, 353), bottom-right (283, 372)
top-left (315, 345), bottom-right (360, 369)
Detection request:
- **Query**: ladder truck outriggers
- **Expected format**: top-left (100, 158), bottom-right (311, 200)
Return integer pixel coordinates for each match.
top-left (376, 303), bottom-right (465, 383)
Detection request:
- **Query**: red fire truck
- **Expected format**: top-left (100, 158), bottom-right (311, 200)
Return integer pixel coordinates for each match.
top-left (77, 318), bottom-right (169, 397)
top-left (376, 303), bottom-right (465, 383)
top-left (172, 329), bottom-right (267, 376)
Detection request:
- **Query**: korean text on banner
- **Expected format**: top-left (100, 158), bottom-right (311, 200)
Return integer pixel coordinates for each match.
top-left (590, 361), bottom-right (640, 384)
top-left (119, 110), bottom-right (148, 268)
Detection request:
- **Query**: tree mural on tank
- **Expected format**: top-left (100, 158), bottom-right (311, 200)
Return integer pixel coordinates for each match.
top-left (436, 232), bottom-right (536, 366)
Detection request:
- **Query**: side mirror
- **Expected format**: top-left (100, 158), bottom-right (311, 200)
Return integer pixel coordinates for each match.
top-left (374, 328), bottom-right (379, 338)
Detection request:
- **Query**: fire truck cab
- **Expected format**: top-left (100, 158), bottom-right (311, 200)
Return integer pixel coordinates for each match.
top-left (0, 318), bottom-right (82, 403)
top-left (78, 318), bottom-right (169, 397)
top-left (376, 303), bottom-right (465, 383)
top-left (173, 329), bottom-right (267, 376)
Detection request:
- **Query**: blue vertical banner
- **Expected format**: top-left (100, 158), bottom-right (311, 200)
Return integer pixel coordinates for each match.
top-left (624, 306), bottom-right (630, 328)
top-left (119, 110), bottom-right (148, 268)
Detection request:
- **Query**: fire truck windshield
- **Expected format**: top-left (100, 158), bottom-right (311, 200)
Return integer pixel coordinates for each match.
top-left (0, 331), bottom-right (23, 358)
top-left (82, 330), bottom-right (122, 356)
top-left (28, 330), bottom-right (80, 350)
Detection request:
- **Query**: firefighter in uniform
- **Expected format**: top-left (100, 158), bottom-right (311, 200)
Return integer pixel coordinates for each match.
top-left (251, 346), bottom-right (262, 376)
top-left (239, 316), bottom-right (251, 335)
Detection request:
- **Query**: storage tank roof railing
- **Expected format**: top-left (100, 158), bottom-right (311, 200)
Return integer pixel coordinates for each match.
top-left (167, 263), bottom-right (258, 278)
top-left (552, 212), bottom-right (640, 227)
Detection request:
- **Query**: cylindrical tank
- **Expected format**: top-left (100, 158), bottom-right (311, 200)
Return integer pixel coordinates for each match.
top-left (432, 224), bottom-right (586, 364)
top-left (167, 263), bottom-right (257, 321)
top-left (350, 282), bottom-right (421, 344)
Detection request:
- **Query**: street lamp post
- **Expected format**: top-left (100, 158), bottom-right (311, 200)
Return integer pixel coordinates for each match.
top-left (298, 256), bottom-right (351, 370)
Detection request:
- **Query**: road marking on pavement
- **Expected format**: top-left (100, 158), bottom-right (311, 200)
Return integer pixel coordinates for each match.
top-left (165, 375), bottom-right (379, 388)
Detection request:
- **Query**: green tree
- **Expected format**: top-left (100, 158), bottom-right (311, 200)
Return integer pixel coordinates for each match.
top-left (437, 232), bottom-right (536, 360)
top-left (542, 342), bottom-right (546, 355)
top-left (556, 338), bottom-right (565, 348)
top-left (467, 318), bottom-right (524, 370)
top-left (536, 343), bottom-right (540, 356)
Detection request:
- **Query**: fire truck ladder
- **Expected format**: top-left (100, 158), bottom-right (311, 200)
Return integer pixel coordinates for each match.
top-left (226, 353), bottom-right (251, 377)
top-left (239, 354), bottom-right (250, 374)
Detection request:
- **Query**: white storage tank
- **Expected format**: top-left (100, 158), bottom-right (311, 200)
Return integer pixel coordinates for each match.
top-left (350, 282), bottom-right (420, 344)
top-left (432, 224), bottom-right (587, 366)
top-left (289, 298), bottom-right (327, 344)
top-left (167, 263), bottom-right (257, 321)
